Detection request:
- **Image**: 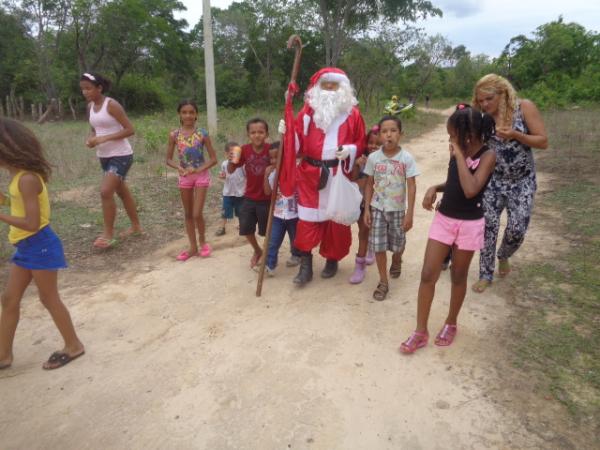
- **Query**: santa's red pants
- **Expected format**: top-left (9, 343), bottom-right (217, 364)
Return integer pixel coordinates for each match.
top-left (294, 219), bottom-right (352, 261)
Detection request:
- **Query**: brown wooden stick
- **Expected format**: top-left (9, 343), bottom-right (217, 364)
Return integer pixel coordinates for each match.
top-left (256, 34), bottom-right (303, 297)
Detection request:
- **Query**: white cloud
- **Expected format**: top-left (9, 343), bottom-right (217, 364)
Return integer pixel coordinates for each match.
top-left (179, 0), bottom-right (600, 57)
top-left (433, 0), bottom-right (481, 18)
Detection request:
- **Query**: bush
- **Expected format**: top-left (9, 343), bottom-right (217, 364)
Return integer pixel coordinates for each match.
top-left (112, 75), bottom-right (170, 112)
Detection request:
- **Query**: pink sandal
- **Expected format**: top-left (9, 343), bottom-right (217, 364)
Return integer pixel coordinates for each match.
top-left (199, 243), bottom-right (212, 257)
top-left (176, 250), bottom-right (193, 261)
top-left (435, 324), bottom-right (457, 346)
top-left (399, 331), bottom-right (429, 354)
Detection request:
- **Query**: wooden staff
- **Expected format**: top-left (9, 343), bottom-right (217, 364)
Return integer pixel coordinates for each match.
top-left (256, 34), bottom-right (303, 297)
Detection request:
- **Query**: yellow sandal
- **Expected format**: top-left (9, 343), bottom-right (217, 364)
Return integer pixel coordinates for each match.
top-left (471, 279), bottom-right (491, 293)
top-left (498, 259), bottom-right (511, 277)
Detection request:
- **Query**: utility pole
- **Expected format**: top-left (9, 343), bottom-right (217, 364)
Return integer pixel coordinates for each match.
top-left (202, 0), bottom-right (218, 135)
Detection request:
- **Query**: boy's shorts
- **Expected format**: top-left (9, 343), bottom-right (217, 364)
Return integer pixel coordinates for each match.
top-left (239, 198), bottom-right (270, 236)
top-left (369, 208), bottom-right (406, 253)
top-left (178, 171), bottom-right (211, 189)
top-left (429, 211), bottom-right (484, 251)
top-left (222, 196), bottom-right (243, 219)
top-left (99, 154), bottom-right (133, 179)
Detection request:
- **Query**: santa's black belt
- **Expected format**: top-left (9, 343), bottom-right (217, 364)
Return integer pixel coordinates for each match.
top-left (304, 157), bottom-right (338, 190)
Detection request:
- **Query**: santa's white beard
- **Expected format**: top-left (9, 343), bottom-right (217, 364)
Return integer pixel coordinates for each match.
top-left (306, 83), bottom-right (358, 131)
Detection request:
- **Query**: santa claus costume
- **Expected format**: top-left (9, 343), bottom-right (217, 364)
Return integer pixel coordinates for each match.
top-left (291, 68), bottom-right (366, 285)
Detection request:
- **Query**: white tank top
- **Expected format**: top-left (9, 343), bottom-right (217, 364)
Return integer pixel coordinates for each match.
top-left (88, 97), bottom-right (133, 158)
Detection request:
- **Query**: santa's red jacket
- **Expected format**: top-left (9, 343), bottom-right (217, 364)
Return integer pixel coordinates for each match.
top-left (294, 104), bottom-right (366, 222)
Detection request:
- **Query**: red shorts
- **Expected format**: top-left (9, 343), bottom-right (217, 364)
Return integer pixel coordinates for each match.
top-left (428, 211), bottom-right (485, 251)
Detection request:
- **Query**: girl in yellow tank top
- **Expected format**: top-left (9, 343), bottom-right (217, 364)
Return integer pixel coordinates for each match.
top-left (0, 117), bottom-right (84, 370)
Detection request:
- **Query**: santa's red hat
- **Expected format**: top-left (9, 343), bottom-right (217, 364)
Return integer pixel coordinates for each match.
top-left (308, 67), bottom-right (350, 89)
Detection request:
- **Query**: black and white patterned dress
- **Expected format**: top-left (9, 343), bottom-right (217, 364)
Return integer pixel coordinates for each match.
top-left (479, 102), bottom-right (537, 281)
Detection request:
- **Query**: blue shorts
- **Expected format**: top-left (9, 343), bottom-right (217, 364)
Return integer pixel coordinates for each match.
top-left (11, 226), bottom-right (68, 270)
top-left (222, 196), bottom-right (243, 219)
top-left (99, 154), bottom-right (133, 179)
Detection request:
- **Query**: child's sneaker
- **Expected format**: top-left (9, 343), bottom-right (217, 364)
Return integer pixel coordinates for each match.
top-left (286, 255), bottom-right (301, 267)
top-left (266, 266), bottom-right (275, 277)
top-left (199, 243), bottom-right (212, 257)
top-left (215, 227), bottom-right (226, 236)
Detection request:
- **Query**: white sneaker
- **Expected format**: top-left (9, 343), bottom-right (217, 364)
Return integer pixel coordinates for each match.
top-left (266, 266), bottom-right (275, 277)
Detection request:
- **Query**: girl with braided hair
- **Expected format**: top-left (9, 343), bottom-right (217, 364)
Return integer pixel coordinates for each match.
top-left (400, 104), bottom-right (496, 354)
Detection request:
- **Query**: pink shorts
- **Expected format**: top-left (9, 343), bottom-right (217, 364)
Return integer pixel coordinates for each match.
top-left (428, 211), bottom-right (485, 251)
top-left (178, 171), bottom-right (211, 189)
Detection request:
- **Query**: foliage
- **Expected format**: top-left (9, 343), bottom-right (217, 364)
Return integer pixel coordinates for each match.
top-left (0, 3), bottom-right (599, 114)
top-left (495, 17), bottom-right (600, 107)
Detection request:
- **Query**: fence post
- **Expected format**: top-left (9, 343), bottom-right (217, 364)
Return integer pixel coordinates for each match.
top-left (18, 96), bottom-right (25, 121)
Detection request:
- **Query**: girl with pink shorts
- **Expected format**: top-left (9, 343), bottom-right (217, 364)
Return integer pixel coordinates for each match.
top-left (400, 104), bottom-right (497, 354)
top-left (166, 100), bottom-right (217, 261)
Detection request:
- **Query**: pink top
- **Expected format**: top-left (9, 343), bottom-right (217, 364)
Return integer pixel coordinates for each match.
top-left (88, 97), bottom-right (133, 158)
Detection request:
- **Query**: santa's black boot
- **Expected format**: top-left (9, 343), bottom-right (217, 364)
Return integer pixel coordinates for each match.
top-left (293, 253), bottom-right (313, 286)
top-left (321, 259), bottom-right (338, 279)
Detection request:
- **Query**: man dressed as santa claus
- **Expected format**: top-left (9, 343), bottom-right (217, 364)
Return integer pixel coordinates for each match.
top-left (280, 67), bottom-right (366, 285)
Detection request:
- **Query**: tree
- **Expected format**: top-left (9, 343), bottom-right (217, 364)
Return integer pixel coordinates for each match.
top-left (407, 34), bottom-right (453, 98)
top-left (340, 24), bottom-right (420, 109)
top-left (0, 7), bottom-right (39, 105)
top-left (302, 0), bottom-right (440, 66)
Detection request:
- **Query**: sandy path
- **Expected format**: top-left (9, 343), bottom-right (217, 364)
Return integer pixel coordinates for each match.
top-left (1, 115), bottom-right (547, 449)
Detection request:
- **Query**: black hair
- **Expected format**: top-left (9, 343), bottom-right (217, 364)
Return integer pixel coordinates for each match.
top-left (246, 117), bottom-right (269, 133)
top-left (224, 141), bottom-right (239, 152)
top-left (447, 103), bottom-right (496, 151)
top-left (177, 99), bottom-right (199, 113)
top-left (378, 115), bottom-right (402, 132)
top-left (80, 72), bottom-right (111, 93)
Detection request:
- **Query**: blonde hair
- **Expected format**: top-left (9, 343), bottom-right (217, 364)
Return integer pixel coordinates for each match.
top-left (472, 74), bottom-right (517, 128)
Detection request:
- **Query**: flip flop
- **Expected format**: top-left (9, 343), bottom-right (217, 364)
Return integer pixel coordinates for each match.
top-left (42, 350), bottom-right (85, 370)
top-left (498, 259), bottom-right (511, 277)
top-left (471, 279), bottom-right (491, 293)
top-left (93, 236), bottom-right (118, 249)
top-left (118, 229), bottom-right (144, 240)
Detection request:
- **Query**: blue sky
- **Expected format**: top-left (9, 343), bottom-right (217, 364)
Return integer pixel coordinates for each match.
top-left (179, 0), bottom-right (600, 57)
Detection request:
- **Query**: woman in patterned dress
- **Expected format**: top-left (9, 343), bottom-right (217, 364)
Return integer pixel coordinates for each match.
top-left (471, 74), bottom-right (548, 293)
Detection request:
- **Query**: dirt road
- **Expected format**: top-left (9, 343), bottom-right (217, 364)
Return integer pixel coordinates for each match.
top-left (1, 115), bottom-right (551, 449)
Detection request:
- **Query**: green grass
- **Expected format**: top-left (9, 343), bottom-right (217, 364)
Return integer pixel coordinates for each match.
top-left (0, 107), bottom-right (443, 272)
top-left (508, 107), bottom-right (600, 427)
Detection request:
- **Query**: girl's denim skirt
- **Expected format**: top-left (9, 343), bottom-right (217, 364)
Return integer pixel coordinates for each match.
top-left (11, 226), bottom-right (67, 270)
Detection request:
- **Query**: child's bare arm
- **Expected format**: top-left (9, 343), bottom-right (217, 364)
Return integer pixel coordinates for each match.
top-left (454, 149), bottom-right (496, 199)
top-left (165, 132), bottom-right (185, 176)
top-left (363, 175), bottom-right (374, 227)
top-left (422, 183), bottom-right (445, 210)
top-left (0, 174), bottom-right (41, 231)
top-left (403, 177), bottom-right (416, 231)
top-left (263, 166), bottom-right (275, 195)
top-left (194, 136), bottom-right (218, 173)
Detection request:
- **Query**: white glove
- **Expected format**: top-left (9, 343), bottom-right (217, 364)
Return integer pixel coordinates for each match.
top-left (335, 145), bottom-right (351, 160)
top-left (278, 119), bottom-right (286, 135)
